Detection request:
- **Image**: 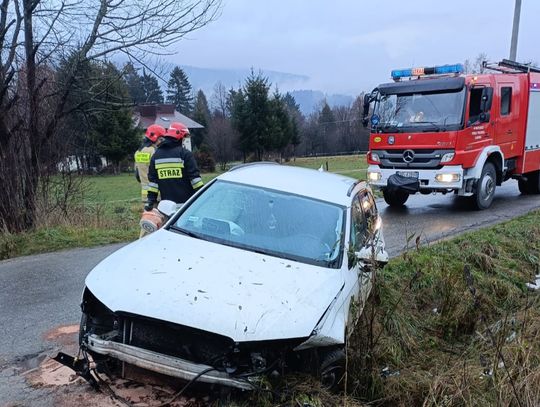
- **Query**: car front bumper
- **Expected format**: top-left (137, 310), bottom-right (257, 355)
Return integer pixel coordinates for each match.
top-left (367, 165), bottom-right (465, 190)
top-left (85, 334), bottom-right (255, 390)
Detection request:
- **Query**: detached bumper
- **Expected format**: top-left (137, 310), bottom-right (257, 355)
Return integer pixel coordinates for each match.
top-left (85, 334), bottom-right (255, 390)
top-left (367, 165), bottom-right (464, 191)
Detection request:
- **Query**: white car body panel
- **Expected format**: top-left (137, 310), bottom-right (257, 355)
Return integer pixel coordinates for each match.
top-left (85, 228), bottom-right (346, 342)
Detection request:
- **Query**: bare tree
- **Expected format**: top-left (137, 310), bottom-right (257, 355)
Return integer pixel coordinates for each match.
top-left (0, 0), bottom-right (221, 233)
top-left (206, 114), bottom-right (237, 171)
top-left (211, 81), bottom-right (229, 117)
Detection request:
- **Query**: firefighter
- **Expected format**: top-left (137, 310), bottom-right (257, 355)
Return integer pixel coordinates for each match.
top-left (134, 124), bottom-right (165, 202)
top-left (145, 122), bottom-right (204, 211)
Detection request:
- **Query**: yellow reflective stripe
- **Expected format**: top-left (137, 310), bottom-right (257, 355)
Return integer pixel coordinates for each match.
top-left (192, 181), bottom-right (204, 189)
top-left (135, 152), bottom-right (151, 164)
top-left (155, 162), bottom-right (184, 169)
top-left (147, 186), bottom-right (159, 193)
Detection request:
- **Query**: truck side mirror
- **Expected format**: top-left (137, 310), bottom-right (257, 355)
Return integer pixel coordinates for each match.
top-left (362, 94), bottom-right (371, 127)
top-left (480, 87), bottom-right (493, 113)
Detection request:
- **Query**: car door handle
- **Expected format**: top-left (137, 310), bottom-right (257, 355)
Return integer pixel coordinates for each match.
top-left (506, 130), bottom-right (513, 134)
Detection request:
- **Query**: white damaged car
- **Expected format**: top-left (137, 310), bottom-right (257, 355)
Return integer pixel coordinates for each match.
top-left (79, 163), bottom-right (388, 390)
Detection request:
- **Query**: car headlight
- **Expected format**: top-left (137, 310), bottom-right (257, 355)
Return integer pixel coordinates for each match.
top-left (370, 152), bottom-right (380, 163)
top-left (440, 152), bottom-right (455, 163)
top-left (368, 171), bottom-right (382, 182)
top-left (435, 173), bottom-right (460, 183)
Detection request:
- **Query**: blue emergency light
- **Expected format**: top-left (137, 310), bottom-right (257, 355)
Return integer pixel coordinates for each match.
top-left (391, 63), bottom-right (464, 80)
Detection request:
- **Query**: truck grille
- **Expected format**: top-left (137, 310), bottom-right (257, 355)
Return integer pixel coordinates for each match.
top-left (373, 149), bottom-right (453, 169)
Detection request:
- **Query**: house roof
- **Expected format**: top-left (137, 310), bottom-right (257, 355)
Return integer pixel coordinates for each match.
top-left (135, 104), bottom-right (204, 130)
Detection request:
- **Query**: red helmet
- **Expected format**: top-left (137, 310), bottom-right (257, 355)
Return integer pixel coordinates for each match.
top-left (165, 122), bottom-right (190, 140)
top-left (145, 124), bottom-right (166, 143)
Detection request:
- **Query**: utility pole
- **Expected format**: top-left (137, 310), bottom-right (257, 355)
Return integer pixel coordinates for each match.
top-left (510, 0), bottom-right (522, 61)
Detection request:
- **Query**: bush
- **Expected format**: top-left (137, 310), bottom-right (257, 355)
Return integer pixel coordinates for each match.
top-left (194, 145), bottom-right (216, 172)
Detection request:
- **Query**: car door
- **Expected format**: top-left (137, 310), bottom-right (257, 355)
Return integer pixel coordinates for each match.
top-left (344, 189), bottom-right (380, 336)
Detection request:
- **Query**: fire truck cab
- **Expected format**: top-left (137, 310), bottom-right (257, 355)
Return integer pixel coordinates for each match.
top-left (363, 60), bottom-right (540, 209)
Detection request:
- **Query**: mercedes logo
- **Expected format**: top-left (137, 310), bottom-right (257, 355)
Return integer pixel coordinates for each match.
top-left (403, 150), bottom-right (415, 163)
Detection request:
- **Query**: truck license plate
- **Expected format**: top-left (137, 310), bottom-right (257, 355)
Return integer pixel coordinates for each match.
top-left (397, 171), bottom-right (419, 179)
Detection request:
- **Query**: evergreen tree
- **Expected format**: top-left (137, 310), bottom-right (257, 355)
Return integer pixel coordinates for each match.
top-left (318, 101), bottom-right (336, 154)
top-left (166, 66), bottom-right (193, 114)
top-left (191, 90), bottom-right (211, 149)
top-left (268, 91), bottom-right (293, 158)
top-left (283, 92), bottom-right (302, 156)
top-left (91, 63), bottom-right (140, 170)
top-left (140, 71), bottom-right (164, 103)
top-left (230, 72), bottom-right (272, 161)
top-left (123, 62), bottom-right (146, 104)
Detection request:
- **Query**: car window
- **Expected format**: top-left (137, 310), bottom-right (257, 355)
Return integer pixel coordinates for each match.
top-left (172, 180), bottom-right (345, 268)
top-left (350, 190), bottom-right (378, 252)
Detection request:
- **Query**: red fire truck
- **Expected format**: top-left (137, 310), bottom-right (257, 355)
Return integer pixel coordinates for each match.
top-left (362, 60), bottom-right (540, 209)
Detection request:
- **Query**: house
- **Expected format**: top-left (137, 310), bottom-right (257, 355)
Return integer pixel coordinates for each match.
top-left (135, 104), bottom-right (204, 151)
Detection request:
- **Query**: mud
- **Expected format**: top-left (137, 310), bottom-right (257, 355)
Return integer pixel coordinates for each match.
top-left (42, 324), bottom-right (79, 346)
top-left (12, 323), bottom-right (201, 406)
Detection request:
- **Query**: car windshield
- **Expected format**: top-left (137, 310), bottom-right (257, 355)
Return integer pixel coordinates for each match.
top-left (171, 180), bottom-right (345, 268)
top-left (375, 88), bottom-right (465, 132)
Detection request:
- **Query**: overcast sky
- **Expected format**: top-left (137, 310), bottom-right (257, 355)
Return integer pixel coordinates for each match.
top-left (169, 0), bottom-right (539, 95)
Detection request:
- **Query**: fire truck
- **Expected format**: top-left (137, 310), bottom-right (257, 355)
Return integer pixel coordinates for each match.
top-left (362, 60), bottom-right (540, 209)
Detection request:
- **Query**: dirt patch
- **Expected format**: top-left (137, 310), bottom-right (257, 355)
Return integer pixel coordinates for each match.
top-left (42, 324), bottom-right (79, 346)
top-left (21, 355), bottom-right (197, 406)
top-left (24, 357), bottom-right (82, 387)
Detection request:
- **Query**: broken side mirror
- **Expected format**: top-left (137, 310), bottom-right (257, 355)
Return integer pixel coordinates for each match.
top-left (157, 200), bottom-right (181, 217)
top-left (356, 245), bottom-right (389, 265)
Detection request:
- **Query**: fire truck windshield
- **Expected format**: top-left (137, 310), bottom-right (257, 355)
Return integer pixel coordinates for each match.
top-left (374, 88), bottom-right (466, 132)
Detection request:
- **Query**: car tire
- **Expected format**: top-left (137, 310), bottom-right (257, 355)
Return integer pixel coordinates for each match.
top-left (382, 188), bottom-right (409, 207)
top-left (519, 171), bottom-right (540, 195)
top-left (319, 348), bottom-right (346, 392)
top-left (471, 162), bottom-right (496, 210)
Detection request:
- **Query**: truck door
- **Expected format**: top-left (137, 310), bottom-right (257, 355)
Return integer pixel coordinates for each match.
top-left (494, 82), bottom-right (519, 158)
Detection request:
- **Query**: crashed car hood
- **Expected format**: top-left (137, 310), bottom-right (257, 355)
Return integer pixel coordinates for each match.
top-left (85, 229), bottom-right (344, 342)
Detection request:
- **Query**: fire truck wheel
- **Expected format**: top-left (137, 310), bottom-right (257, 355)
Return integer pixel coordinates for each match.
top-left (472, 162), bottom-right (496, 210)
top-left (382, 188), bottom-right (409, 207)
top-left (519, 171), bottom-right (540, 195)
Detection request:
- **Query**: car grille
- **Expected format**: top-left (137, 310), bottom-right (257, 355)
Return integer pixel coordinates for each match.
top-left (373, 149), bottom-right (453, 169)
top-left (119, 314), bottom-right (235, 367)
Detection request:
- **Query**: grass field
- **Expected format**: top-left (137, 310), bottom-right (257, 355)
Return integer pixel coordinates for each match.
top-left (0, 155), bottom-right (368, 259)
top-left (84, 154), bottom-right (368, 205)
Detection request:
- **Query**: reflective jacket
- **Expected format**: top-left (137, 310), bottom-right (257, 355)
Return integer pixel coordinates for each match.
top-left (134, 140), bottom-right (156, 201)
top-left (147, 138), bottom-right (204, 204)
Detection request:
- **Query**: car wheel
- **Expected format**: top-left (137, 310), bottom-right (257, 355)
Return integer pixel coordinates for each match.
top-left (471, 162), bottom-right (496, 210)
top-left (320, 348), bottom-right (346, 392)
top-left (382, 188), bottom-right (409, 207)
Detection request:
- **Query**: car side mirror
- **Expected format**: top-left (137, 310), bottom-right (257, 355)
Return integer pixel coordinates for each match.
top-left (157, 200), bottom-right (181, 217)
top-left (355, 245), bottom-right (389, 265)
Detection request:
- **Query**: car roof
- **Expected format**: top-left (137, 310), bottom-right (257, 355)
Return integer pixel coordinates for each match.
top-left (216, 163), bottom-right (365, 206)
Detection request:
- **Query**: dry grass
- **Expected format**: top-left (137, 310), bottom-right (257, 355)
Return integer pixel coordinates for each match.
top-left (344, 210), bottom-right (540, 406)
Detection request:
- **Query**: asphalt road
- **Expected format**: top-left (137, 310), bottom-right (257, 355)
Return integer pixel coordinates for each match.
top-left (0, 179), bottom-right (539, 405)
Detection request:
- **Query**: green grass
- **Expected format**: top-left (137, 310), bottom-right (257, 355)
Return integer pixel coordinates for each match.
top-left (0, 155), bottom-right (369, 260)
top-left (82, 155), bottom-right (369, 206)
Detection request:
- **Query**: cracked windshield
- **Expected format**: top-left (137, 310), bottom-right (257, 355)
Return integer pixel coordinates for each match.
top-left (173, 180), bottom-right (344, 267)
